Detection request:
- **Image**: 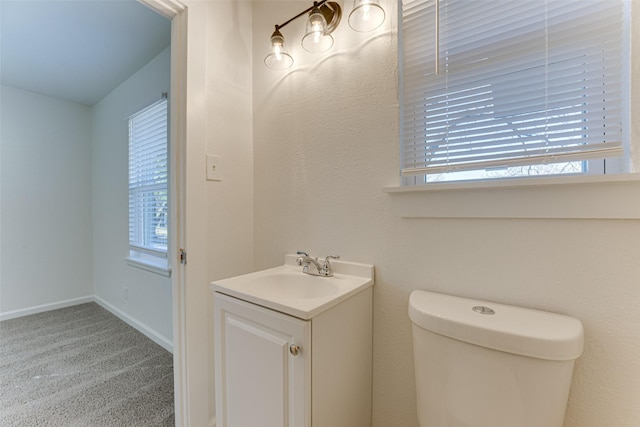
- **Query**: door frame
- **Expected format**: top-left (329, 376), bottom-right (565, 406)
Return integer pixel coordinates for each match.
top-left (139, 0), bottom-right (191, 425)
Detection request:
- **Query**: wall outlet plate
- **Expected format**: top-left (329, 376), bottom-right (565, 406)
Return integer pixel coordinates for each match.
top-left (206, 154), bottom-right (222, 181)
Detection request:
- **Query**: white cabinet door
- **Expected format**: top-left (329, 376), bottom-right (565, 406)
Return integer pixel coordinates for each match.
top-left (214, 293), bottom-right (311, 427)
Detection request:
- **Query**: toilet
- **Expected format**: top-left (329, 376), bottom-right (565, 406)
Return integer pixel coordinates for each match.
top-left (408, 290), bottom-right (584, 427)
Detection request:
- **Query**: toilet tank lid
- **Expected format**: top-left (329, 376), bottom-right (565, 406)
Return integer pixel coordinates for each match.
top-left (408, 290), bottom-right (584, 361)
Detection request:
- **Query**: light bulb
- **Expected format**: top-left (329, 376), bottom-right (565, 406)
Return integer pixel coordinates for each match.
top-left (274, 44), bottom-right (283, 61)
top-left (361, 4), bottom-right (371, 21)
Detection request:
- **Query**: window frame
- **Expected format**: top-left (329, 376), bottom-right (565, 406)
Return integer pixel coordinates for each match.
top-left (125, 96), bottom-right (171, 276)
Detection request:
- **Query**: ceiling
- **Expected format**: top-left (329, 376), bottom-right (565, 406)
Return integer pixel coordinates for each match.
top-left (1, 0), bottom-right (171, 106)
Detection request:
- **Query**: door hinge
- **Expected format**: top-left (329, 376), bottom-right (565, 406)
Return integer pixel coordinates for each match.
top-left (179, 249), bottom-right (187, 265)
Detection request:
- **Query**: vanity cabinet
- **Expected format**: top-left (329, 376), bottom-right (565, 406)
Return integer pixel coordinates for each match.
top-left (213, 288), bottom-right (373, 427)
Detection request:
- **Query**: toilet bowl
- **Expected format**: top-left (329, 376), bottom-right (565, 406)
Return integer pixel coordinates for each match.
top-left (409, 290), bottom-right (583, 427)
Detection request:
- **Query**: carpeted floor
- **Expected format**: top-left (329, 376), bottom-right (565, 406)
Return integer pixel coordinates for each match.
top-left (0, 303), bottom-right (174, 426)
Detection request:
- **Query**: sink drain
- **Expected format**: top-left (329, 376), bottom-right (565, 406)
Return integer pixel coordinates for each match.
top-left (472, 305), bottom-right (495, 315)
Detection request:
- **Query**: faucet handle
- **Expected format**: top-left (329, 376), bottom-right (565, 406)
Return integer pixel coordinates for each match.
top-left (296, 251), bottom-right (309, 266)
top-left (323, 255), bottom-right (340, 269)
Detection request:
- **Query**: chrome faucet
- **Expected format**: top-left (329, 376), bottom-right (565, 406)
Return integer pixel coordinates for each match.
top-left (296, 251), bottom-right (340, 277)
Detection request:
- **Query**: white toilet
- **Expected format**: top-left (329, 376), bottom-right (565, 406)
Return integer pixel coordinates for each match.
top-left (409, 290), bottom-right (584, 427)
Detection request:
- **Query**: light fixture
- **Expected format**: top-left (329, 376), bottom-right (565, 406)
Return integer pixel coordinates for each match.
top-left (301, 4), bottom-right (334, 53)
top-left (264, 0), bottom-right (385, 70)
top-left (264, 27), bottom-right (294, 70)
top-left (348, 0), bottom-right (385, 32)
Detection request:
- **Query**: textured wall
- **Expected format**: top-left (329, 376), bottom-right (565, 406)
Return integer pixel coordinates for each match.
top-left (0, 86), bottom-right (93, 314)
top-left (252, 2), bottom-right (640, 426)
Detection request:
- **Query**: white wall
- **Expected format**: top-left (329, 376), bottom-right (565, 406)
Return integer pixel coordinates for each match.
top-left (91, 47), bottom-right (173, 344)
top-left (143, 2), bottom-right (254, 424)
top-left (252, 2), bottom-right (640, 427)
top-left (0, 85), bottom-right (93, 315)
top-left (203, 2), bottom-right (254, 286)
top-left (201, 2), bottom-right (255, 423)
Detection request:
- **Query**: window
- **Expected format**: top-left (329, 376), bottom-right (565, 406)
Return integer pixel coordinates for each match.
top-left (400, 0), bottom-right (628, 184)
top-left (127, 97), bottom-right (169, 271)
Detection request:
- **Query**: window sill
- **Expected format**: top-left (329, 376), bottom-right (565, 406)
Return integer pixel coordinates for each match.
top-left (125, 253), bottom-right (172, 277)
top-left (384, 173), bottom-right (640, 219)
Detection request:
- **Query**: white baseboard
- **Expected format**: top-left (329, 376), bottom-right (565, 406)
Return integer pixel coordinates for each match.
top-left (94, 296), bottom-right (173, 354)
top-left (1, 295), bottom-right (173, 354)
top-left (0, 296), bottom-right (94, 321)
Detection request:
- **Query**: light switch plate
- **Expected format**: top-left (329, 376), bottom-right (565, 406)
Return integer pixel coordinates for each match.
top-left (206, 154), bottom-right (222, 181)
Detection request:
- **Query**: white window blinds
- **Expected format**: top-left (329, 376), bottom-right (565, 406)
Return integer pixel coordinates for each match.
top-left (128, 98), bottom-right (168, 255)
top-left (400, 0), bottom-right (624, 179)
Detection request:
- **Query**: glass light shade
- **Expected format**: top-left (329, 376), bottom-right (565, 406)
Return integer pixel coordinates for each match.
top-left (348, 0), bottom-right (385, 32)
top-left (264, 29), bottom-right (294, 70)
top-left (301, 7), bottom-right (334, 53)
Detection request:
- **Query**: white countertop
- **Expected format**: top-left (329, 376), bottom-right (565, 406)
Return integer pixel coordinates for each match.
top-left (211, 255), bottom-right (374, 320)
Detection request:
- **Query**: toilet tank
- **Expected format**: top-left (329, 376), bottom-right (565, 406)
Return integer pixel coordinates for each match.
top-left (409, 290), bottom-right (584, 427)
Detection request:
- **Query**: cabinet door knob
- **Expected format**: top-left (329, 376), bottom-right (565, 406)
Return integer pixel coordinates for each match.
top-left (289, 344), bottom-right (300, 356)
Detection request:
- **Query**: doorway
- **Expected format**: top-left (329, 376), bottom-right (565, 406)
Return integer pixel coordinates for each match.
top-left (0, 0), bottom-right (181, 423)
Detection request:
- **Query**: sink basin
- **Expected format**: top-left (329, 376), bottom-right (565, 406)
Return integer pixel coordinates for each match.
top-left (211, 255), bottom-right (374, 319)
top-left (244, 271), bottom-right (341, 300)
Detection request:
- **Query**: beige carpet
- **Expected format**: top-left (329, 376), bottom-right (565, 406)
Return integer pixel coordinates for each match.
top-left (0, 303), bottom-right (174, 426)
